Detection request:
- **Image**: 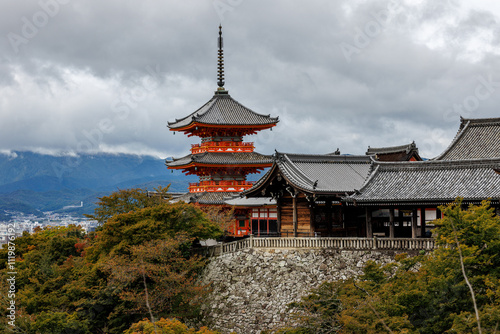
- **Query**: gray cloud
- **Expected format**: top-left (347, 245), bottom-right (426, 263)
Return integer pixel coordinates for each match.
top-left (1, 0), bottom-right (500, 160)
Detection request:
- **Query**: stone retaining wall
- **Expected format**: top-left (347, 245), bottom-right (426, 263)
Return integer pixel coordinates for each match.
top-left (200, 248), bottom-right (407, 333)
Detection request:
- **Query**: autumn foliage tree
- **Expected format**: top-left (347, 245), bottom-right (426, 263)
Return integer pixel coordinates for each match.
top-left (196, 204), bottom-right (235, 237)
top-left (0, 187), bottom-right (223, 334)
top-left (124, 317), bottom-right (219, 334)
top-left (85, 186), bottom-right (172, 224)
top-left (104, 236), bottom-right (209, 319)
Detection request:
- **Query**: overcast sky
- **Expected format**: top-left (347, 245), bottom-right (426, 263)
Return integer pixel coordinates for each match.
top-left (1, 0), bottom-right (500, 159)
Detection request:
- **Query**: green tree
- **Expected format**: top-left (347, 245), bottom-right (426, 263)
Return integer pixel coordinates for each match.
top-left (0, 225), bottom-right (92, 333)
top-left (124, 317), bottom-right (219, 334)
top-left (104, 235), bottom-right (209, 319)
top-left (86, 200), bottom-right (221, 261)
top-left (0, 188), bottom-right (222, 334)
top-left (29, 311), bottom-right (89, 334)
top-left (432, 199), bottom-right (500, 333)
top-left (84, 188), bottom-right (221, 260)
top-left (85, 186), bottom-right (172, 224)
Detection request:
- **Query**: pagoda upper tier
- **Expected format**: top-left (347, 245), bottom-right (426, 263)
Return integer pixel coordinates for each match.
top-left (167, 90), bottom-right (279, 137)
top-left (166, 25), bottom-right (278, 201)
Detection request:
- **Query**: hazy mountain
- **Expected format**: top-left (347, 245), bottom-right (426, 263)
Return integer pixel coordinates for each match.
top-left (0, 151), bottom-right (196, 217)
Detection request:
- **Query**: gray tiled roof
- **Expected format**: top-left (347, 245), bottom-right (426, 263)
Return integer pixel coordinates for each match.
top-left (166, 152), bottom-right (272, 167)
top-left (172, 191), bottom-right (240, 205)
top-left (167, 92), bottom-right (279, 129)
top-left (225, 196), bottom-right (276, 206)
top-left (434, 117), bottom-right (500, 160)
top-left (245, 152), bottom-right (372, 195)
top-left (348, 158), bottom-right (500, 204)
top-left (366, 142), bottom-right (418, 155)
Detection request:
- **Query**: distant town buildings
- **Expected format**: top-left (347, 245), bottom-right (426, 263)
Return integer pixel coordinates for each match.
top-left (0, 211), bottom-right (98, 246)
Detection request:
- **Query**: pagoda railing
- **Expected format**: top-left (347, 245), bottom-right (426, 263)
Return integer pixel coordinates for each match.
top-left (189, 180), bottom-right (255, 193)
top-left (194, 236), bottom-right (436, 257)
top-left (191, 141), bottom-right (254, 154)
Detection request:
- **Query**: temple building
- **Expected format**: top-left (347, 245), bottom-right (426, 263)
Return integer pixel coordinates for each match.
top-left (165, 27), bottom-right (500, 241)
top-left (241, 117), bottom-right (500, 238)
top-left (240, 146), bottom-right (421, 237)
top-left (366, 141), bottom-right (422, 161)
top-left (346, 116), bottom-right (500, 238)
top-left (242, 153), bottom-right (372, 237)
top-left (166, 26), bottom-right (278, 235)
top-left (346, 157), bottom-right (500, 238)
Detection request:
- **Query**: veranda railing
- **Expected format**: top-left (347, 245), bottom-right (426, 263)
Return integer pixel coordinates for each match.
top-left (194, 236), bottom-right (436, 257)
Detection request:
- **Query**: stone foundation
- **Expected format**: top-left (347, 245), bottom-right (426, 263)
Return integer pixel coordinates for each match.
top-left (200, 248), bottom-right (401, 333)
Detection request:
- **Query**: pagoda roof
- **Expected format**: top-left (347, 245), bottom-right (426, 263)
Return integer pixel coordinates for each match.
top-left (166, 151), bottom-right (272, 168)
top-left (366, 141), bottom-right (421, 161)
top-left (434, 117), bottom-right (500, 160)
top-left (172, 191), bottom-right (240, 205)
top-left (244, 152), bottom-right (372, 196)
top-left (167, 92), bottom-right (279, 130)
top-left (347, 158), bottom-right (500, 205)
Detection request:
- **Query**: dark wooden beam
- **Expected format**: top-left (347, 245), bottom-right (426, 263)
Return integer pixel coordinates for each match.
top-left (389, 208), bottom-right (395, 238)
top-left (398, 208), bottom-right (403, 237)
top-left (326, 199), bottom-right (332, 236)
top-left (292, 196), bottom-right (297, 237)
top-left (420, 208), bottom-right (426, 237)
top-left (277, 198), bottom-right (282, 234)
top-left (412, 208), bottom-right (418, 239)
top-left (365, 207), bottom-right (373, 238)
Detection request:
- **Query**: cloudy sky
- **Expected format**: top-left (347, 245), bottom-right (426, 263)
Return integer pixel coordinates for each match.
top-left (1, 0), bottom-right (500, 159)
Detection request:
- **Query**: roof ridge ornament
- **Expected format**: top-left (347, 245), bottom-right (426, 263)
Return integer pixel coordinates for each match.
top-left (216, 25), bottom-right (227, 94)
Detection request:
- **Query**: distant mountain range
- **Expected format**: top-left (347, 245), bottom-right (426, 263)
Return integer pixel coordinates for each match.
top-left (0, 151), bottom-right (197, 217)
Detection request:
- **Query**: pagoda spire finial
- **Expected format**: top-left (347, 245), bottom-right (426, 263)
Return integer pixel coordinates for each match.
top-left (217, 25), bottom-right (225, 91)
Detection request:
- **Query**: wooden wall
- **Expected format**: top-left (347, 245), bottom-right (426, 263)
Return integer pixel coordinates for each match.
top-left (279, 194), bottom-right (312, 235)
top-left (277, 194), bottom-right (366, 237)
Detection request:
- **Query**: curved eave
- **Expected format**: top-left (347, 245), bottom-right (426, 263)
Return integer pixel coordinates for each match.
top-left (241, 165), bottom-right (279, 197)
top-left (168, 122), bottom-right (278, 132)
top-left (167, 162), bottom-right (273, 169)
top-left (280, 178), bottom-right (357, 196)
top-left (242, 162), bottom-right (357, 197)
top-left (277, 154), bottom-right (364, 195)
top-left (346, 197), bottom-right (500, 206)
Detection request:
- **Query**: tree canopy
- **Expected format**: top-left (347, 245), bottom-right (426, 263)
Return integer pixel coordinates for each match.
top-left (0, 188), bottom-right (223, 333)
top-left (123, 317), bottom-right (219, 334)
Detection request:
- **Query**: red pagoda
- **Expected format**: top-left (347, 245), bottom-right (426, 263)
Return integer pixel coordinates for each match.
top-left (166, 26), bottom-right (278, 232)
